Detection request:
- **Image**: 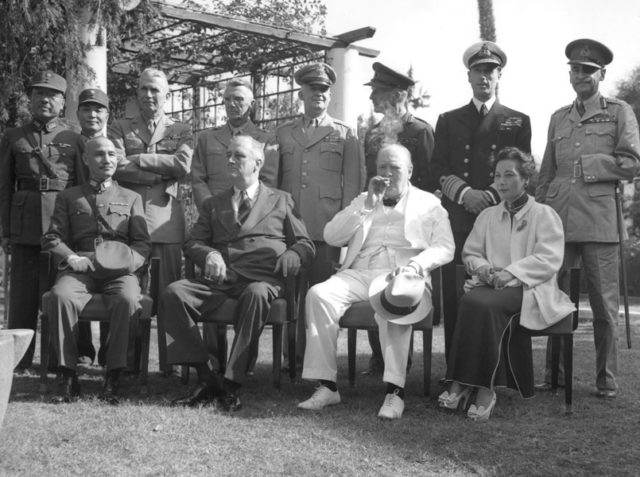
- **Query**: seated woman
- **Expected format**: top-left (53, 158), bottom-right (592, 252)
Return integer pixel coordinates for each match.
top-left (438, 147), bottom-right (575, 421)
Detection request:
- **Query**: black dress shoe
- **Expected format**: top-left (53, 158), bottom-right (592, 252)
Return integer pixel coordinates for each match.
top-left (51, 374), bottom-right (81, 404)
top-left (219, 391), bottom-right (242, 412)
top-left (100, 371), bottom-right (120, 405)
top-left (172, 382), bottom-right (219, 407)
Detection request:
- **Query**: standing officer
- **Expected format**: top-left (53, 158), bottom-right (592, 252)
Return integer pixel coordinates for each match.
top-left (0, 70), bottom-right (83, 369)
top-left (276, 62), bottom-right (363, 369)
top-left (76, 87), bottom-right (110, 365)
top-left (191, 78), bottom-right (278, 214)
top-left (430, 41), bottom-right (531, 361)
top-left (536, 39), bottom-right (640, 398)
top-left (42, 137), bottom-right (151, 404)
top-left (364, 62), bottom-right (434, 188)
top-left (108, 68), bottom-right (193, 373)
top-left (363, 62), bottom-right (435, 373)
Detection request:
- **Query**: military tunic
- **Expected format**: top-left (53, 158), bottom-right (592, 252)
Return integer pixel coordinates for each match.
top-left (0, 118), bottom-right (83, 367)
top-left (536, 93), bottom-right (640, 391)
top-left (364, 113), bottom-right (434, 190)
top-left (42, 181), bottom-right (151, 371)
top-left (191, 121), bottom-right (278, 212)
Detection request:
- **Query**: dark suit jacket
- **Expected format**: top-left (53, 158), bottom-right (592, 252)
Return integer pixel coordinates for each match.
top-left (429, 101), bottom-right (531, 234)
top-left (185, 183), bottom-right (315, 286)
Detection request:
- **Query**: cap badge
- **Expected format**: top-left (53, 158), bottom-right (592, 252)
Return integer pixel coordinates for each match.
top-left (479, 43), bottom-right (491, 58)
top-left (579, 44), bottom-right (591, 58)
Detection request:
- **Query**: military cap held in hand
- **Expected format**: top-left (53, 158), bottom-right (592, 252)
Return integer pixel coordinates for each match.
top-left (31, 70), bottom-right (67, 94)
top-left (565, 38), bottom-right (613, 68)
top-left (78, 88), bottom-right (109, 110)
top-left (364, 62), bottom-right (415, 91)
top-left (463, 41), bottom-right (507, 69)
top-left (294, 62), bottom-right (337, 86)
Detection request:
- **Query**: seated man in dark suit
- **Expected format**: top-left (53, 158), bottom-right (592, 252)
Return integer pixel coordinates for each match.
top-left (160, 135), bottom-right (314, 411)
top-left (42, 137), bottom-right (151, 404)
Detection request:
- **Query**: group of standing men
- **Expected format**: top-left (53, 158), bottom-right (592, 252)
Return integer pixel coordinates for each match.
top-left (1, 36), bottom-right (637, 412)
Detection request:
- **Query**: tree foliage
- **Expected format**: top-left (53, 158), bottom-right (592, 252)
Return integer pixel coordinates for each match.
top-left (616, 64), bottom-right (640, 124)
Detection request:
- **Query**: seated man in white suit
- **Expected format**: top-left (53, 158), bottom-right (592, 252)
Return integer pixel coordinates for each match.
top-left (298, 144), bottom-right (454, 419)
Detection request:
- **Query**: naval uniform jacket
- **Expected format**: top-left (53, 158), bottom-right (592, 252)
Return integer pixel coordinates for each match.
top-left (186, 183), bottom-right (315, 286)
top-left (430, 101), bottom-right (531, 235)
top-left (108, 114), bottom-right (193, 244)
top-left (42, 181), bottom-right (151, 272)
top-left (536, 93), bottom-right (640, 242)
top-left (0, 119), bottom-right (83, 245)
top-left (276, 115), bottom-right (363, 241)
top-left (191, 121), bottom-right (278, 212)
top-left (364, 113), bottom-right (435, 190)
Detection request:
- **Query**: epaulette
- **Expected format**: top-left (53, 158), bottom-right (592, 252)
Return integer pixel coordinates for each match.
top-left (553, 104), bottom-right (573, 115)
top-left (275, 118), bottom-right (298, 131)
top-left (331, 117), bottom-right (351, 128)
top-left (603, 96), bottom-right (623, 106)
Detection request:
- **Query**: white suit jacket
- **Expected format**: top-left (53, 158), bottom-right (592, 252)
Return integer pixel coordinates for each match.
top-left (323, 185), bottom-right (454, 287)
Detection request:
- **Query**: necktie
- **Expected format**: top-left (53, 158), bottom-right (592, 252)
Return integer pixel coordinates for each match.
top-left (306, 118), bottom-right (318, 139)
top-left (237, 190), bottom-right (251, 224)
top-left (147, 120), bottom-right (156, 133)
top-left (382, 197), bottom-right (399, 207)
top-left (480, 104), bottom-right (489, 117)
top-left (576, 100), bottom-right (585, 117)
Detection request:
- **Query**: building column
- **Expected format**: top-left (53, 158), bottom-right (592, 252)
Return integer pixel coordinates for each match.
top-left (326, 46), bottom-right (360, 128)
top-left (65, 6), bottom-right (108, 125)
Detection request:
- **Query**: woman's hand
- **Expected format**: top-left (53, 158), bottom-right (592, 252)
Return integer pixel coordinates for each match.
top-left (475, 265), bottom-right (494, 285)
top-left (492, 269), bottom-right (515, 289)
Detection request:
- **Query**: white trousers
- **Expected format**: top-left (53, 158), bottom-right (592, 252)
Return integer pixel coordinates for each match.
top-left (302, 269), bottom-right (412, 387)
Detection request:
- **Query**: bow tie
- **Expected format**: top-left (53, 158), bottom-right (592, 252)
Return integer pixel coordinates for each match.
top-left (382, 197), bottom-right (399, 207)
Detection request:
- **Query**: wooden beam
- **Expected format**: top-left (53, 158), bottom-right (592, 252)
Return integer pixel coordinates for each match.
top-left (158, 4), bottom-right (379, 58)
top-left (335, 27), bottom-right (376, 44)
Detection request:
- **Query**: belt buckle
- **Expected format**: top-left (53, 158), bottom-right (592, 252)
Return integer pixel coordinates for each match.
top-left (573, 163), bottom-right (582, 178)
top-left (39, 177), bottom-right (50, 191)
top-left (94, 237), bottom-right (104, 250)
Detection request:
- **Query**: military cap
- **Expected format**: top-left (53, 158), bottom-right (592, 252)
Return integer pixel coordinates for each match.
top-left (30, 70), bottom-right (67, 94)
top-left (565, 38), bottom-right (613, 68)
top-left (364, 62), bottom-right (415, 91)
top-left (78, 88), bottom-right (109, 110)
top-left (463, 41), bottom-right (507, 69)
top-left (294, 63), bottom-right (337, 86)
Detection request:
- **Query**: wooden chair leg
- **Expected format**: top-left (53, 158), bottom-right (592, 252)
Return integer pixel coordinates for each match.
top-left (272, 324), bottom-right (283, 389)
top-left (287, 321), bottom-right (296, 383)
top-left (181, 365), bottom-right (189, 384)
top-left (217, 325), bottom-right (227, 373)
top-left (563, 334), bottom-right (573, 414)
top-left (40, 311), bottom-right (50, 393)
top-left (422, 329), bottom-right (433, 397)
top-left (140, 318), bottom-right (151, 386)
top-left (550, 335), bottom-right (561, 392)
top-left (348, 329), bottom-right (356, 387)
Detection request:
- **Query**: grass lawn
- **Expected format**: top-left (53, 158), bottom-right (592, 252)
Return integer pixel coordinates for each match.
top-left (2, 317), bottom-right (640, 476)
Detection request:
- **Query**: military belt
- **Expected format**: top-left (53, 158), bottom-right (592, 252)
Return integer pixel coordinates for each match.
top-left (75, 237), bottom-right (125, 252)
top-left (18, 177), bottom-right (68, 191)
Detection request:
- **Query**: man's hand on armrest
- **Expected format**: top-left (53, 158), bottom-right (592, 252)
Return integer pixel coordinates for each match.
top-left (203, 251), bottom-right (226, 284)
top-left (275, 250), bottom-right (301, 278)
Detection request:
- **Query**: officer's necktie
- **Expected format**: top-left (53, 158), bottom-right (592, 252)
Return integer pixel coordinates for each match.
top-left (480, 103), bottom-right (489, 117)
top-left (306, 118), bottom-right (318, 139)
top-left (576, 100), bottom-right (586, 117)
top-left (237, 190), bottom-right (251, 225)
top-left (147, 119), bottom-right (156, 134)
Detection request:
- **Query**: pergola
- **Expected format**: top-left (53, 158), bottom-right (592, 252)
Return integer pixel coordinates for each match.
top-left (70, 3), bottom-right (379, 130)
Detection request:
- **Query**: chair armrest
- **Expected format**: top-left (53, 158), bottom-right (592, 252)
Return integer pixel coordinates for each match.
top-left (39, 251), bottom-right (54, 306)
top-left (284, 266), bottom-right (307, 324)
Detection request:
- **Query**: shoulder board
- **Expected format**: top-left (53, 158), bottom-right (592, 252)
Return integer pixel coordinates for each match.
top-left (276, 119), bottom-right (298, 130)
top-left (603, 96), bottom-right (624, 106)
top-left (332, 118), bottom-right (350, 128)
top-left (553, 104), bottom-right (573, 115)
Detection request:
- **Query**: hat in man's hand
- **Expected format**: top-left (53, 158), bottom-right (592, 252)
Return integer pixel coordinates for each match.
top-left (368, 271), bottom-right (431, 325)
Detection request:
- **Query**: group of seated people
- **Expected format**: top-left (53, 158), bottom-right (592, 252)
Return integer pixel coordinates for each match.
top-left (41, 128), bottom-right (572, 421)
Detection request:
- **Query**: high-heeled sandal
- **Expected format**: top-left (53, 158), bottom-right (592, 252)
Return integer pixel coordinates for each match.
top-left (438, 386), bottom-right (473, 411)
top-left (467, 391), bottom-right (496, 421)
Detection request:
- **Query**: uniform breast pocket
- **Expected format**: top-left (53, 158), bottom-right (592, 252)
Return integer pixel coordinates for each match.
top-left (552, 127), bottom-right (573, 158)
top-left (281, 144), bottom-right (296, 172)
top-left (48, 145), bottom-right (75, 178)
top-left (106, 204), bottom-right (130, 233)
top-left (70, 205), bottom-right (93, 229)
top-left (124, 136), bottom-right (146, 154)
top-left (585, 124), bottom-right (616, 154)
top-left (319, 142), bottom-right (343, 172)
top-left (157, 138), bottom-right (178, 153)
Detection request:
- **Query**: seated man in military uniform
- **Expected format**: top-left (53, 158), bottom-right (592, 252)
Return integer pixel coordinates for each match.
top-left (42, 137), bottom-right (151, 404)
